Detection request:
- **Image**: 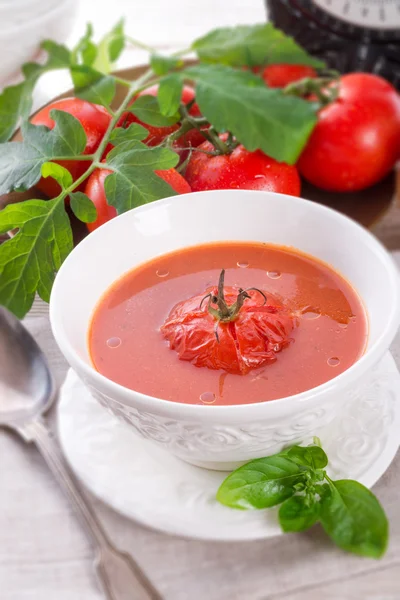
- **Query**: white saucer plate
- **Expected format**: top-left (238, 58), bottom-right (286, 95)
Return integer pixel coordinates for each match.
top-left (57, 352), bottom-right (400, 541)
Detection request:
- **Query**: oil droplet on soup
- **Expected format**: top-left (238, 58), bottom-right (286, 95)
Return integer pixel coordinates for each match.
top-left (106, 337), bottom-right (121, 348)
top-left (156, 269), bottom-right (169, 278)
top-left (89, 241), bottom-right (368, 406)
top-left (267, 270), bottom-right (281, 279)
top-left (199, 392), bottom-right (216, 404)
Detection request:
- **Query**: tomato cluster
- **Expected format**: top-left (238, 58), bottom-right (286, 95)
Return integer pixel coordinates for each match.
top-left (31, 65), bottom-right (400, 232)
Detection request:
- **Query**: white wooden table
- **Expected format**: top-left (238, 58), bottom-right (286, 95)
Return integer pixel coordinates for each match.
top-left (1, 1), bottom-right (400, 598)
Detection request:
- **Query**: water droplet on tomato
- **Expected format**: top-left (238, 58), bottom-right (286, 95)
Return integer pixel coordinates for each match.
top-left (237, 261), bottom-right (249, 268)
top-left (350, 315), bottom-right (356, 323)
top-left (200, 392), bottom-right (216, 404)
top-left (156, 269), bottom-right (169, 278)
top-left (267, 270), bottom-right (281, 279)
top-left (327, 357), bottom-right (340, 367)
top-left (107, 337), bottom-right (121, 348)
top-left (338, 322), bottom-right (348, 329)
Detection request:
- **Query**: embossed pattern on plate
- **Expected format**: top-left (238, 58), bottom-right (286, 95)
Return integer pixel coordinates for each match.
top-left (57, 353), bottom-right (400, 541)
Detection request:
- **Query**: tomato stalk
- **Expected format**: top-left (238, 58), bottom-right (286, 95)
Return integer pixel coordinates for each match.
top-left (200, 270), bottom-right (267, 341)
top-left (283, 75), bottom-right (340, 107)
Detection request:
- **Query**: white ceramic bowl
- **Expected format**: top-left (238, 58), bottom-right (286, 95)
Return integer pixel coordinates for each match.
top-left (50, 190), bottom-right (400, 470)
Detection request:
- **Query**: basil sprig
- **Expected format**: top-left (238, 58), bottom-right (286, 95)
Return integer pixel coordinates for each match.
top-left (217, 440), bottom-right (388, 558)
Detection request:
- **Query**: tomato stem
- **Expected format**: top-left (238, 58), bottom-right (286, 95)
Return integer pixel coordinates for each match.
top-left (200, 270), bottom-right (267, 338)
top-left (283, 75), bottom-right (340, 108)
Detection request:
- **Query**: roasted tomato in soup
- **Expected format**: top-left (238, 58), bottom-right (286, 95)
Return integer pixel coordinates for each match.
top-left (89, 242), bottom-right (367, 405)
top-left (31, 98), bottom-right (112, 198)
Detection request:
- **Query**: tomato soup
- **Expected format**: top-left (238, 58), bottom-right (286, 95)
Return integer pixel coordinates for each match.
top-left (89, 242), bottom-right (367, 405)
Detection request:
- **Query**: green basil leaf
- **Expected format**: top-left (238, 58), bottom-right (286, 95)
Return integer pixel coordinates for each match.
top-left (286, 445), bottom-right (328, 469)
top-left (279, 494), bottom-right (320, 532)
top-left (192, 23), bottom-right (324, 68)
top-left (69, 191), bottom-right (97, 223)
top-left (150, 54), bottom-right (184, 76)
top-left (216, 455), bottom-right (305, 510)
top-left (158, 75), bottom-right (183, 117)
top-left (71, 65), bottom-right (116, 107)
top-left (129, 95), bottom-right (180, 127)
top-left (103, 144), bottom-right (179, 214)
top-left (109, 123), bottom-right (149, 146)
top-left (0, 199), bottom-right (73, 317)
top-left (184, 64), bottom-right (317, 164)
top-left (41, 162), bottom-right (73, 189)
top-left (320, 480), bottom-right (389, 558)
top-left (0, 110), bottom-right (86, 195)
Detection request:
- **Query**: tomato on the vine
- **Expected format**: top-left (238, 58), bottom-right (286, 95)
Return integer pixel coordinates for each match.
top-left (184, 137), bottom-right (301, 196)
top-left (298, 73), bottom-right (400, 192)
top-left (117, 84), bottom-right (206, 152)
top-left (85, 167), bottom-right (191, 232)
top-left (262, 64), bottom-right (317, 88)
top-left (31, 97), bottom-right (111, 198)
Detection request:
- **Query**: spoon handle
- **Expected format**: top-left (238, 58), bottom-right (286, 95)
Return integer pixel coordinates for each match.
top-left (20, 418), bottom-right (161, 600)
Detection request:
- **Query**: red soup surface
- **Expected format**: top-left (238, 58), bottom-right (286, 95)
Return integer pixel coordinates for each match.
top-left (89, 242), bottom-right (368, 405)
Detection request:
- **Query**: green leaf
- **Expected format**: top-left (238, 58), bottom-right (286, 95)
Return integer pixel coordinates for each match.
top-left (41, 162), bottom-right (73, 189)
top-left (103, 143), bottom-right (179, 214)
top-left (0, 110), bottom-right (86, 195)
top-left (216, 455), bottom-right (305, 510)
top-left (193, 23), bottom-right (324, 68)
top-left (286, 445), bottom-right (328, 469)
top-left (71, 65), bottom-right (116, 107)
top-left (69, 191), bottom-right (97, 223)
top-left (130, 95), bottom-right (180, 127)
top-left (279, 494), bottom-right (320, 533)
top-left (150, 54), bottom-right (184, 76)
top-left (184, 64), bottom-right (317, 164)
top-left (0, 83), bottom-right (29, 144)
top-left (0, 40), bottom-right (72, 143)
top-left (92, 19), bottom-right (125, 74)
top-left (72, 23), bottom-right (97, 66)
top-left (158, 75), bottom-right (183, 117)
top-left (0, 199), bottom-right (73, 318)
top-left (109, 123), bottom-right (149, 147)
top-left (320, 480), bottom-right (389, 558)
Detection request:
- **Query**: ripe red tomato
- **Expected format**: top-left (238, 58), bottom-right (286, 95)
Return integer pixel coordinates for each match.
top-left (298, 73), bottom-right (400, 192)
top-left (184, 138), bottom-right (301, 196)
top-left (85, 167), bottom-right (192, 232)
top-left (262, 64), bottom-right (317, 88)
top-left (31, 97), bottom-right (111, 198)
top-left (117, 84), bottom-right (205, 151)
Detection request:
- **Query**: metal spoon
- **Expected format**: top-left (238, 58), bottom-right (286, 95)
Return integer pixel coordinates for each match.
top-left (0, 307), bottom-right (161, 600)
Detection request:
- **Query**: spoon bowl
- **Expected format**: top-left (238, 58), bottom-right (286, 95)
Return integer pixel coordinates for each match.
top-left (0, 307), bottom-right (54, 428)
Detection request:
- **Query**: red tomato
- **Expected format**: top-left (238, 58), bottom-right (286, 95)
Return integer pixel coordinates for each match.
top-left (161, 279), bottom-right (294, 375)
top-left (298, 73), bottom-right (400, 192)
top-left (85, 167), bottom-right (191, 232)
top-left (184, 138), bottom-right (301, 196)
top-left (31, 97), bottom-right (111, 198)
top-left (117, 84), bottom-right (205, 150)
top-left (262, 64), bottom-right (317, 88)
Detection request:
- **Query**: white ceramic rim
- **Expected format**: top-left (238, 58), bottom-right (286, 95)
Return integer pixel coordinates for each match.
top-left (50, 190), bottom-right (400, 418)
